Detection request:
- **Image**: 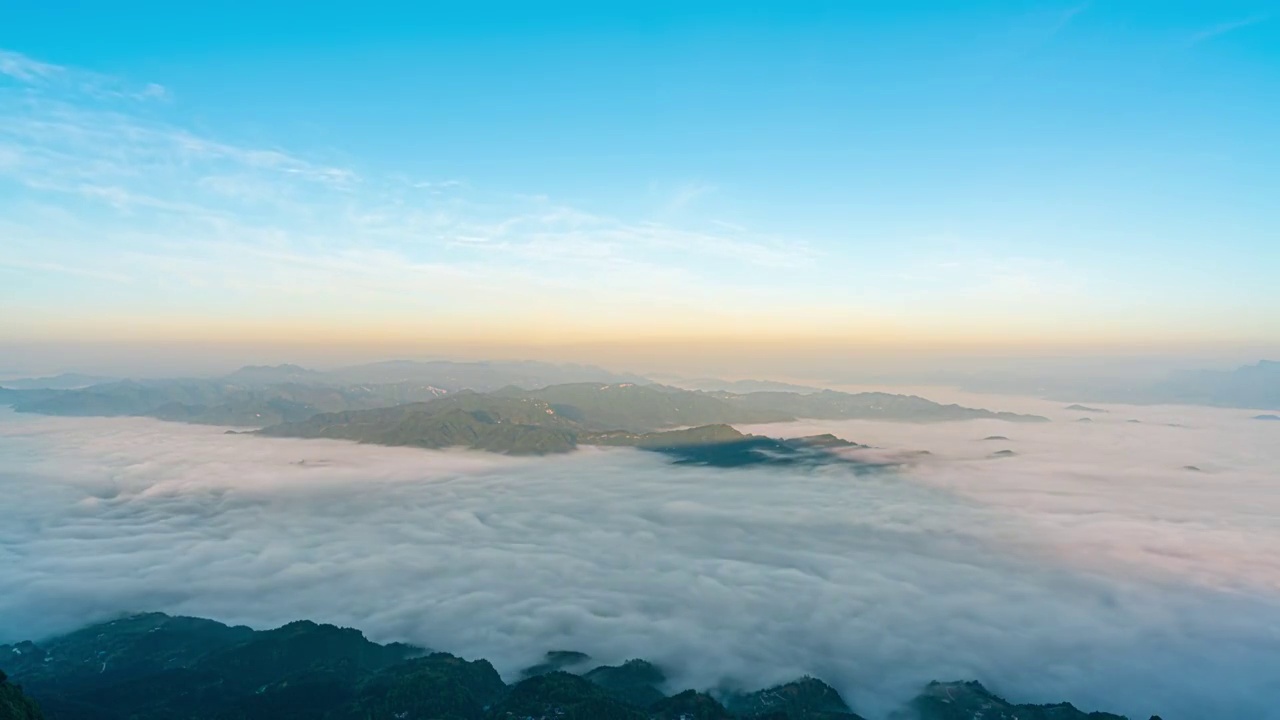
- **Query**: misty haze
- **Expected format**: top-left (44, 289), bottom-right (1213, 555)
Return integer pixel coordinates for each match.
top-left (2, 4), bottom-right (1278, 720)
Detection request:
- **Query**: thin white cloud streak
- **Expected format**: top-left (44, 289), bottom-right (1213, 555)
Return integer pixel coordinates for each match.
top-left (411, 179), bottom-right (467, 193)
top-left (0, 49), bottom-right (816, 331)
top-left (1186, 15), bottom-right (1270, 47)
top-left (1, 392), bottom-right (1277, 719)
top-left (0, 49), bottom-right (169, 101)
top-left (1045, 2), bottom-right (1091, 41)
top-left (663, 181), bottom-right (717, 213)
top-left (0, 51), bottom-right (63, 83)
top-left (0, 256), bottom-right (133, 283)
top-left (4, 47), bottom-right (1250, 344)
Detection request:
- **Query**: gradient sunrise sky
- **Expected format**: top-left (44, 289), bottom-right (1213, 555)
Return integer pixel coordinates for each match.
top-left (1, 1), bottom-right (1277, 368)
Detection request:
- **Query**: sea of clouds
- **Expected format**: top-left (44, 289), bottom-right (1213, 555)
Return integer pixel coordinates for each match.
top-left (1, 392), bottom-right (1277, 719)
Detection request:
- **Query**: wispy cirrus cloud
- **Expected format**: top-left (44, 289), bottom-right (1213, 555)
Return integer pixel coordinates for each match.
top-left (0, 256), bottom-right (134, 283)
top-left (1046, 2), bottom-right (1090, 39)
top-left (1, 48), bottom-right (823, 338)
top-left (4, 47), bottom-right (1119, 346)
top-left (410, 179), bottom-right (467, 193)
top-left (1186, 15), bottom-right (1270, 47)
top-left (0, 49), bottom-right (168, 101)
top-left (662, 181), bottom-right (718, 213)
top-left (0, 50), bottom-right (62, 83)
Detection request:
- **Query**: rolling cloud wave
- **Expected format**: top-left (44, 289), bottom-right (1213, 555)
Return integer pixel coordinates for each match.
top-left (1, 397), bottom-right (1276, 719)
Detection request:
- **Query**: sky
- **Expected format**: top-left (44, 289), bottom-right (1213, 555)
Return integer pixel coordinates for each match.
top-left (1, 1), bottom-right (1278, 372)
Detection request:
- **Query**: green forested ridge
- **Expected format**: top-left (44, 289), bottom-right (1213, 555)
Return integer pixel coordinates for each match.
top-left (725, 677), bottom-right (865, 719)
top-left (0, 613), bottom-right (1144, 720)
top-left (250, 383), bottom-right (1042, 458)
top-left (259, 403), bottom-right (872, 465)
top-left (0, 670), bottom-right (44, 720)
top-left (892, 681), bottom-right (1130, 720)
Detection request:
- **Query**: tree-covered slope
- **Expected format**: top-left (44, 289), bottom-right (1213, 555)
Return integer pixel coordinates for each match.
top-left (895, 681), bottom-right (1130, 720)
top-left (254, 386), bottom-right (791, 456)
top-left (1, 613), bottom-right (1148, 720)
top-left (255, 394), bottom-right (581, 454)
top-left (0, 671), bottom-right (43, 720)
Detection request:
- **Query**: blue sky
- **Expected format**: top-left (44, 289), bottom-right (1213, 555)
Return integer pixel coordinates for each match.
top-left (1, 1), bottom-right (1277, 362)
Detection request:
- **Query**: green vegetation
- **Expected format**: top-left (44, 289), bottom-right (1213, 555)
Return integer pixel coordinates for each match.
top-left (583, 659), bottom-right (668, 708)
top-left (897, 681), bottom-right (1128, 720)
top-left (519, 651), bottom-right (594, 679)
top-left (344, 653), bottom-right (506, 720)
top-left (0, 671), bottom-right (44, 720)
top-left (256, 395), bottom-right (581, 455)
top-left (0, 613), bottom-right (1141, 720)
top-left (492, 671), bottom-right (646, 719)
top-left (259, 407), bottom-right (871, 465)
top-left (725, 677), bottom-right (864, 719)
top-left (650, 690), bottom-right (734, 719)
top-left (243, 380), bottom-right (1054, 460)
top-left (1, 614), bottom-right (416, 720)
top-left (247, 383), bottom-right (1041, 458)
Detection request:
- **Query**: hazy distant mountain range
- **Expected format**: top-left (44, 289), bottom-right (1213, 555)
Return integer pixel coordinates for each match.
top-left (1, 359), bottom-right (643, 395)
top-left (961, 360), bottom-right (1280, 410)
top-left (655, 376), bottom-right (827, 394)
top-left (0, 361), bottom-right (644, 428)
top-left (0, 373), bottom-right (118, 390)
top-left (0, 612), bottom-right (1144, 720)
top-left (0, 362), bottom-right (1046, 460)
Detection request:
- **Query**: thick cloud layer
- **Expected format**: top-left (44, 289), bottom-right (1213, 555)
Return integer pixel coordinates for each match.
top-left (1, 394), bottom-right (1277, 719)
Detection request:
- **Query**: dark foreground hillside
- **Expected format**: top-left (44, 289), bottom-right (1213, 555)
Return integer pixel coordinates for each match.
top-left (0, 671), bottom-right (44, 720)
top-left (0, 613), bottom-right (1157, 720)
